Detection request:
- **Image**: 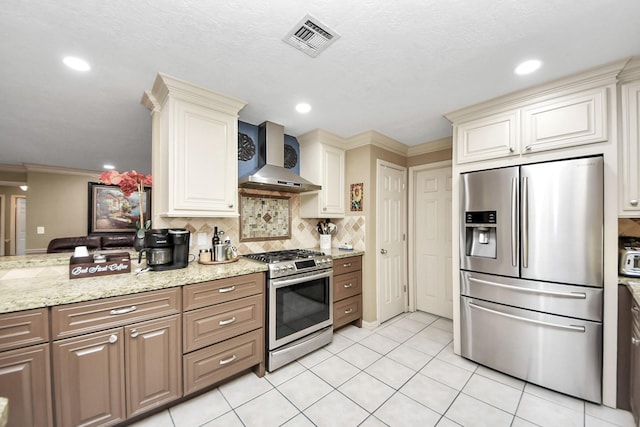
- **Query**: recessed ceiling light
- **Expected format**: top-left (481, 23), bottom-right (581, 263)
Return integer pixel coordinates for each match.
top-left (63, 56), bottom-right (91, 71)
top-left (514, 59), bottom-right (542, 75)
top-left (19, 185), bottom-right (28, 191)
top-left (103, 164), bottom-right (115, 170)
top-left (296, 103), bottom-right (311, 113)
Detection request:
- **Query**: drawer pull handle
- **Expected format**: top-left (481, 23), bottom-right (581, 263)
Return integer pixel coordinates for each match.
top-left (110, 305), bottom-right (137, 315)
top-left (219, 286), bottom-right (236, 293)
top-left (219, 354), bottom-right (237, 365)
top-left (344, 283), bottom-right (353, 288)
top-left (108, 334), bottom-right (118, 344)
top-left (631, 200), bottom-right (638, 206)
top-left (344, 308), bottom-right (354, 314)
top-left (633, 337), bottom-right (640, 345)
top-left (342, 263), bottom-right (352, 268)
top-left (219, 317), bottom-right (236, 326)
top-left (130, 329), bottom-right (139, 338)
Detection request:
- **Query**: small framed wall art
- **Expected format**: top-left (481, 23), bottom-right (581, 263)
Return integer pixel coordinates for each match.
top-left (350, 183), bottom-right (363, 211)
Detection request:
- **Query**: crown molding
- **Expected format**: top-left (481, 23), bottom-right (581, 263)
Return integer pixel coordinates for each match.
top-left (22, 163), bottom-right (101, 177)
top-left (619, 56), bottom-right (640, 83)
top-left (0, 164), bottom-right (27, 173)
top-left (445, 57), bottom-right (629, 123)
top-left (296, 128), bottom-right (346, 148)
top-left (345, 130), bottom-right (409, 156)
top-left (407, 136), bottom-right (453, 156)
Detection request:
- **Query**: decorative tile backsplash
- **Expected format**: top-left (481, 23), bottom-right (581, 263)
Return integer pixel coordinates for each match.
top-left (159, 190), bottom-right (365, 255)
top-left (619, 218), bottom-right (640, 237)
top-left (239, 193), bottom-right (291, 241)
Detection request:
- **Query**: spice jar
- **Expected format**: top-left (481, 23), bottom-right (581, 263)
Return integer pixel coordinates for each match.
top-left (199, 248), bottom-right (211, 263)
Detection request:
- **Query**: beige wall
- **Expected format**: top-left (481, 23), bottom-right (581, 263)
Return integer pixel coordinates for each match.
top-left (407, 147), bottom-right (452, 168)
top-left (26, 172), bottom-right (97, 252)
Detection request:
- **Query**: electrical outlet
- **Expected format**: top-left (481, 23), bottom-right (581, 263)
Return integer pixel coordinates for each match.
top-left (197, 232), bottom-right (207, 245)
top-left (37, 226), bottom-right (45, 234)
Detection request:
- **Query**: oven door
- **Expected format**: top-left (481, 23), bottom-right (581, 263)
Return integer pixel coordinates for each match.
top-left (269, 268), bottom-right (333, 350)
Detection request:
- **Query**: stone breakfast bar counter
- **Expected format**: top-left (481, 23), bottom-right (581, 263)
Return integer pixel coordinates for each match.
top-left (0, 248), bottom-right (363, 314)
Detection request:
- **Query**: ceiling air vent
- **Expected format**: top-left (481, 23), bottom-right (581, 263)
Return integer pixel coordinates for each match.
top-left (283, 15), bottom-right (340, 58)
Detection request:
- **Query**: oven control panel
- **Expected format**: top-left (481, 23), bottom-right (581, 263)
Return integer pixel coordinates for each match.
top-left (268, 256), bottom-right (333, 278)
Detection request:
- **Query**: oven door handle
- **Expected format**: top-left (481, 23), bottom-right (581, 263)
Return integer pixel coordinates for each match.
top-left (271, 270), bottom-right (333, 288)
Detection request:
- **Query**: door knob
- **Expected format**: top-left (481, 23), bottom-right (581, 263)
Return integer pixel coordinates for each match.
top-left (380, 248), bottom-right (388, 254)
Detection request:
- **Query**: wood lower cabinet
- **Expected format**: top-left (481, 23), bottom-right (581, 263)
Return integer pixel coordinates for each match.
top-left (52, 289), bottom-right (181, 427)
top-left (182, 273), bottom-right (265, 395)
top-left (333, 256), bottom-right (363, 329)
top-left (0, 308), bottom-right (52, 427)
top-left (631, 298), bottom-right (640, 425)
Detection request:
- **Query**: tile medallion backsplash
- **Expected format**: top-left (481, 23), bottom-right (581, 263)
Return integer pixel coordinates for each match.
top-left (239, 193), bottom-right (291, 241)
top-left (159, 190), bottom-right (365, 255)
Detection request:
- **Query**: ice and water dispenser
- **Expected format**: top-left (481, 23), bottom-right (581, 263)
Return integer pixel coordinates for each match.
top-left (464, 211), bottom-right (497, 259)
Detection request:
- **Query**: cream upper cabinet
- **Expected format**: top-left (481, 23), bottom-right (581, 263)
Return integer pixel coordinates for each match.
top-left (142, 73), bottom-right (247, 217)
top-left (449, 75), bottom-right (614, 166)
top-left (455, 110), bottom-right (519, 163)
top-left (619, 75), bottom-right (640, 215)
top-left (521, 87), bottom-right (607, 153)
top-left (298, 130), bottom-right (345, 218)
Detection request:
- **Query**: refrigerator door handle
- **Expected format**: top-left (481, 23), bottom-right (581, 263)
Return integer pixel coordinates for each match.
top-left (469, 302), bottom-right (586, 332)
top-left (468, 277), bottom-right (587, 299)
top-left (511, 177), bottom-right (518, 267)
top-left (522, 176), bottom-right (529, 268)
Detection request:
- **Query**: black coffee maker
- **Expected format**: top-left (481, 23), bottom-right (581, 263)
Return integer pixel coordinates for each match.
top-left (138, 228), bottom-right (190, 271)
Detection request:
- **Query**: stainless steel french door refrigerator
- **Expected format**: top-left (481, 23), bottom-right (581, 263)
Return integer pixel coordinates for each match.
top-left (459, 155), bottom-right (604, 403)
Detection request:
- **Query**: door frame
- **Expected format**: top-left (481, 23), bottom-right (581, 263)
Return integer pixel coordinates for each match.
top-left (0, 194), bottom-right (4, 256)
top-left (10, 195), bottom-right (26, 256)
top-left (408, 160), bottom-right (452, 312)
top-left (376, 159), bottom-right (408, 324)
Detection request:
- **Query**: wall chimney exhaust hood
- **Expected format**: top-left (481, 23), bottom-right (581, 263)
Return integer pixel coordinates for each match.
top-left (238, 121), bottom-right (321, 193)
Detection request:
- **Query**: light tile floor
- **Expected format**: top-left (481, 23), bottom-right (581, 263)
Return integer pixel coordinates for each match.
top-left (131, 311), bottom-right (636, 427)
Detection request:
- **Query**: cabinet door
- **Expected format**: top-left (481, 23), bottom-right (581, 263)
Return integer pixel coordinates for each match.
top-left (455, 110), bottom-right (519, 164)
top-left (125, 315), bottom-right (181, 418)
top-left (53, 328), bottom-right (125, 427)
top-left (322, 145), bottom-right (345, 215)
top-left (0, 343), bottom-right (52, 427)
top-left (169, 99), bottom-right (238, 216)
top-left (631, 302), bottom-right (640, 423)
top-left (521, 87), bottom-right (607, 154)
top-left (620, 80), bottom-right (640, 214)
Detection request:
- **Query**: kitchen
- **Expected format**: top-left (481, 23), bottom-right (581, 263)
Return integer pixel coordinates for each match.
top-left (2, 1), bottom-right (640, 426)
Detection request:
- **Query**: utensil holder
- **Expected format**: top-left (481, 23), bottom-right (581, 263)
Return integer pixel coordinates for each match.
top-left (320, 234), bottom-right (331, 251)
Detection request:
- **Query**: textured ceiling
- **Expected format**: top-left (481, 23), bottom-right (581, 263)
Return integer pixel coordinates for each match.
top-left (1, 0), bottom-right (639, 174)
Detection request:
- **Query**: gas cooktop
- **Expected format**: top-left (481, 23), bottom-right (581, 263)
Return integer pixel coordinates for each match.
top-left (244, 249), bottom-right (332, 278)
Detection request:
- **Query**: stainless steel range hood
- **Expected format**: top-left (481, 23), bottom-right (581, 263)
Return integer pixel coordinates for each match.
top-left (238, 121), bottom-right (321, 193)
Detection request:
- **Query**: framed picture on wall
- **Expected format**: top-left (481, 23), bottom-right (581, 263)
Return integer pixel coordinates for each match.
top-left (88, 183), bottom-right (151, 234)
top-left (350, 183), bottom-right (363, 211)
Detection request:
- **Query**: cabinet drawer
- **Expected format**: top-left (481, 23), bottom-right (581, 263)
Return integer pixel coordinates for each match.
top-left (333, 295), bottom-right (362, 329)
top-left (183, 328), bottom-right (263, 395)
top-left (333, 271), bottom-right (361, 302)
top-left (183, 294), bottom-right (264, 353)
top-left (333, 256), bottom-right (362, 276)
top-left (0, 308), bottom-right (49, 352)
top-left (52, 288), bottom-right (181, 339)
top-left (183, 273), bottom-right (264, 311)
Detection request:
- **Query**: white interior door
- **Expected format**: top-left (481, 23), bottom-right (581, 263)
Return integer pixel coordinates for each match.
top-left (413, 164), bottom-right (453, 318)
top-left (377, 160), bottom-right (407, 323)
top-left (14, 196), bottom-right (26, 255)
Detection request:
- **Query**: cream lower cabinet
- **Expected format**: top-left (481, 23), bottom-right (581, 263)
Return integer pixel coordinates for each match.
top-left (52, 288), bottom-right (181, 427)
top-left (0, 308), bottom-right (52, 427)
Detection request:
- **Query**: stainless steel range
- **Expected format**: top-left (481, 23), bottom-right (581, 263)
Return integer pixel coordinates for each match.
top-left (244, 249), bottom-right (333, 371)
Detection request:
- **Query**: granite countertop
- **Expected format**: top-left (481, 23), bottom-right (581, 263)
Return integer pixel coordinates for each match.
top-left (0, 258), bottom-right (268, 314)
top-left (0, 249), bottom-right (364, 314)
